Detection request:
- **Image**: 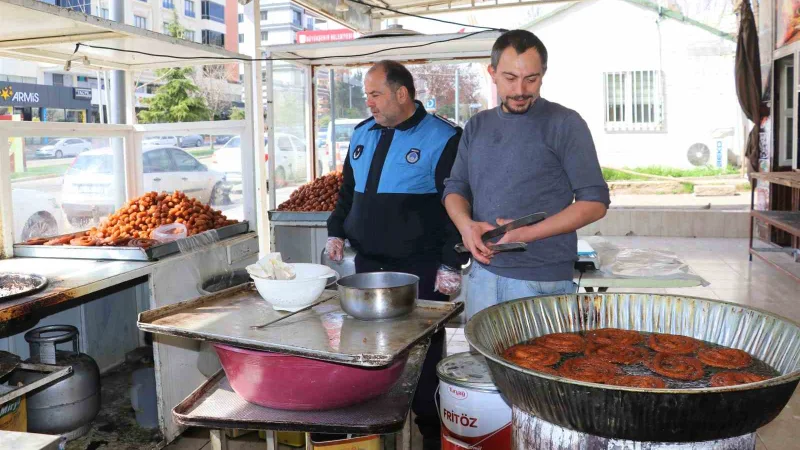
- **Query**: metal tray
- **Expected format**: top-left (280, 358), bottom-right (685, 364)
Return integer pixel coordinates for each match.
top-left (172, 342), bottom-right (428, 434)
top-left (268, 210), bottom-right (332, 223)
top-left (138, 283), bottom-right (463, 367)
top-left (0, 273), bottom-right (48, 301)
top-left (13, 221), bottom-right (250, 261)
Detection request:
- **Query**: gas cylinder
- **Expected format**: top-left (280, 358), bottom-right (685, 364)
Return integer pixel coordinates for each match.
top-left (9, 325), bottom-right (100, 440)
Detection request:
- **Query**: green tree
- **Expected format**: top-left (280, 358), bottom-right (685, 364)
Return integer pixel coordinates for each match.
top-left (137, 15), bottom-right (210, 123)
top-left (334, 71), bottom-right (367, 119)
top-left (230, 107), bottom-right (246, 120)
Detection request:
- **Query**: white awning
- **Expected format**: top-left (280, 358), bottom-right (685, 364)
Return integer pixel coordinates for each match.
top-left (0, 0), bottom-right (249, 71)
top-left (265, 30), bottom-right (500, 67)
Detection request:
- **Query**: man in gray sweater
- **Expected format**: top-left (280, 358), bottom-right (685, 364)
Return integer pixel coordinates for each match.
top-left (443, 30), bottom-right (610, 319)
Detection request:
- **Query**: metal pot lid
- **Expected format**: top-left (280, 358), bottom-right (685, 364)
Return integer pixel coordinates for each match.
top-left (0, 350), bottom-right (21, 378)
top-left (437, 352), bottom-right (499, 391)
top-left (0, 272), bottom-right (48, 300)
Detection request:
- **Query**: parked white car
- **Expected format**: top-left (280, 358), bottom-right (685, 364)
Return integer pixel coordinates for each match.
top-left (317, 118), bottom-right (363, 175)
top-left (143, 136), bottom-right (180, 147)
top-left (35, 138), bottom-right (91, 159)
top-left (208, 133), bottom-right (307, 187)
top-left (61, 146), bottom-right (229, 227)
top-left (12, 188), bottom-right (63, 242)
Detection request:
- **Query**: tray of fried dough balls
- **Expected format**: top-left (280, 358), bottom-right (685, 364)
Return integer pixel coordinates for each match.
top-left (14, 191), bottom-right (248, 261)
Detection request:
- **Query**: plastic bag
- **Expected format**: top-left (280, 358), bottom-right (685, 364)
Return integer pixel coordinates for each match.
top-left (325, 237), bottom-right (345, 262)
top-left (150, 223), bottom-right (187, 243)
top-left (434, 265), bottom-right (462, 295)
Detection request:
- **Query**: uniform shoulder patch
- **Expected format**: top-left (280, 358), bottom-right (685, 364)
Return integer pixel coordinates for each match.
top-left (354, 117), bottom-right (375, 130)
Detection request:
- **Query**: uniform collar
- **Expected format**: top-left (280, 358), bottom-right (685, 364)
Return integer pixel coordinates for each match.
top-left (370, 100), bottom-right (426, 131)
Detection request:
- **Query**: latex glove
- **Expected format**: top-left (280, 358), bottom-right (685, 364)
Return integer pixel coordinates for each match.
top-left (325, 237), bottom-right (345, 262)
top-left (434, 265), bottom-right (462, 296)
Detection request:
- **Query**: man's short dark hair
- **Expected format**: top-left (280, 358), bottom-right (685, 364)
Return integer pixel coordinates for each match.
top-left (491, 30), bottom-right (548, 71)
top-left (372, 60), bottom-right (416, 100)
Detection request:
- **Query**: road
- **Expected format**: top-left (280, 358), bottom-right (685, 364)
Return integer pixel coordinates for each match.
top-left (25, 147), bottom-right (214, 167)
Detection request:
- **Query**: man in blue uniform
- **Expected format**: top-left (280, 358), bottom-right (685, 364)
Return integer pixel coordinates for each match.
top-left (326, 60), bottom-right (464, 449)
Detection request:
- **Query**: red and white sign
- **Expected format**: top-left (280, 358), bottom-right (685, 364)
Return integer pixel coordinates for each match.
top-left (296, 29), bottom-right (357, 44)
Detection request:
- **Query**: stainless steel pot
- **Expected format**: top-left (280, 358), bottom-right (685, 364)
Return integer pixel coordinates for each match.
top-left (466, 293), bottom-right (800, 442)
top-left (337, 272), bottom-right (418, 321)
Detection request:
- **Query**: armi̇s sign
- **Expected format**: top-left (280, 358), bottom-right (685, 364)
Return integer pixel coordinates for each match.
top-left (0, 86), bottom-right (39, 103)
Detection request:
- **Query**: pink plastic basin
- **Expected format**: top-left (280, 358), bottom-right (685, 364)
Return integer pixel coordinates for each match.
top-left (213, 344), bottom-right (407, 410)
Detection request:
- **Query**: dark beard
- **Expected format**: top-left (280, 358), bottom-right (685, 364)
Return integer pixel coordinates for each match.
top-left (501, 96), bottom-right (535, 114)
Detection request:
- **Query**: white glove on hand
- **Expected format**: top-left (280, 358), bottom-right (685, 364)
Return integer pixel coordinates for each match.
top-left (325, 237), bottom-right (345, 262)
top-left (434, 265), bottom-right (462, 296)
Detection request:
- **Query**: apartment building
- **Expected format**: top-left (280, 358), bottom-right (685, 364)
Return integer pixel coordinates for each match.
top-left (0, 0), bottom-right (243, 123)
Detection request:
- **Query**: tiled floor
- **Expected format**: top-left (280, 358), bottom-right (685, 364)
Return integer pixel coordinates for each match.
top-left (167, 237), bottom-right (799, 449)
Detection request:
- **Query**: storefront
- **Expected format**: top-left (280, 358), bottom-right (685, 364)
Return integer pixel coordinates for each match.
top-left (0, 81), bottom-right (91, 123)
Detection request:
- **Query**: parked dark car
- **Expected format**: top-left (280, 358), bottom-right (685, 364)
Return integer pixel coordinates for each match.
top-left (214, 135), bottom-right (235, 145)
top-left (180, 135), bottom-right (205, 148)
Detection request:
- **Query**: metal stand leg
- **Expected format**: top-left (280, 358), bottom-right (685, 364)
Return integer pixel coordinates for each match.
top-left (210, 430), bottom-right (229, 450)
top-left (264, 430), bottom-right (277, 450)
top-left (402, 411), bottom-right (412, 450)
top-left (749, 181), bottom-right (755, 262)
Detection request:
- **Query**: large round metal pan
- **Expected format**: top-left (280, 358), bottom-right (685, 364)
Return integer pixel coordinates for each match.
top-left (465, 293), bottom-right (800, 442)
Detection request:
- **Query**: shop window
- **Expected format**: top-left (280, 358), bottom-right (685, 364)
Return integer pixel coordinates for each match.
top-left (52, 74), bottom-right (64, 86)
top-left (603, 70), bottom-right (664, 132)
top-left (184, 30), bottom-right (195, 42)
top-left (66, 110), bottom-right (86, 123)
top-left (10, 135), bottom-right (122, 240)
top-left (99, 7), bottom-right (108, 19)
top-left (163, 22), bottom-right (171, 35)
top-left (46, 109), bottom-right (66, 122)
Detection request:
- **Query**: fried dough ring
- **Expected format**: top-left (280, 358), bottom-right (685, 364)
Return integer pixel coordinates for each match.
top-left (558, 357), bottom-right (622, 383)
top-left (650, 353), bottom-right (704, 381)
top-left (697, 347), bottom-right (752, 369)
top-left (585, 344), bottom-right (650, 365)
top-left (127, 238), bottom-right (159, 249)
top-left (710, 371), bottom-right (768, 387)
top-left (533, 333), bottom-right (586, 353)
top-left (23, 238), bottom-right (49, 245)
top-left (44, 235), bottom-right (73, 246)
top-left (648, 333), bottom-right (701, 355)
top-left (502, 344), bottom-right (560, 367)
top-left (70, 236), bottom-right (100, 246)
top-left (586, 328), bottom-right (643, 346)
top-left (606, 375), bottom-right (667, 389)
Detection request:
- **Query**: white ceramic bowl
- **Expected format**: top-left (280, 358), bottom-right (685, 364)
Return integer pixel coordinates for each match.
top-left (251, 263), bottom-right (337, 312)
